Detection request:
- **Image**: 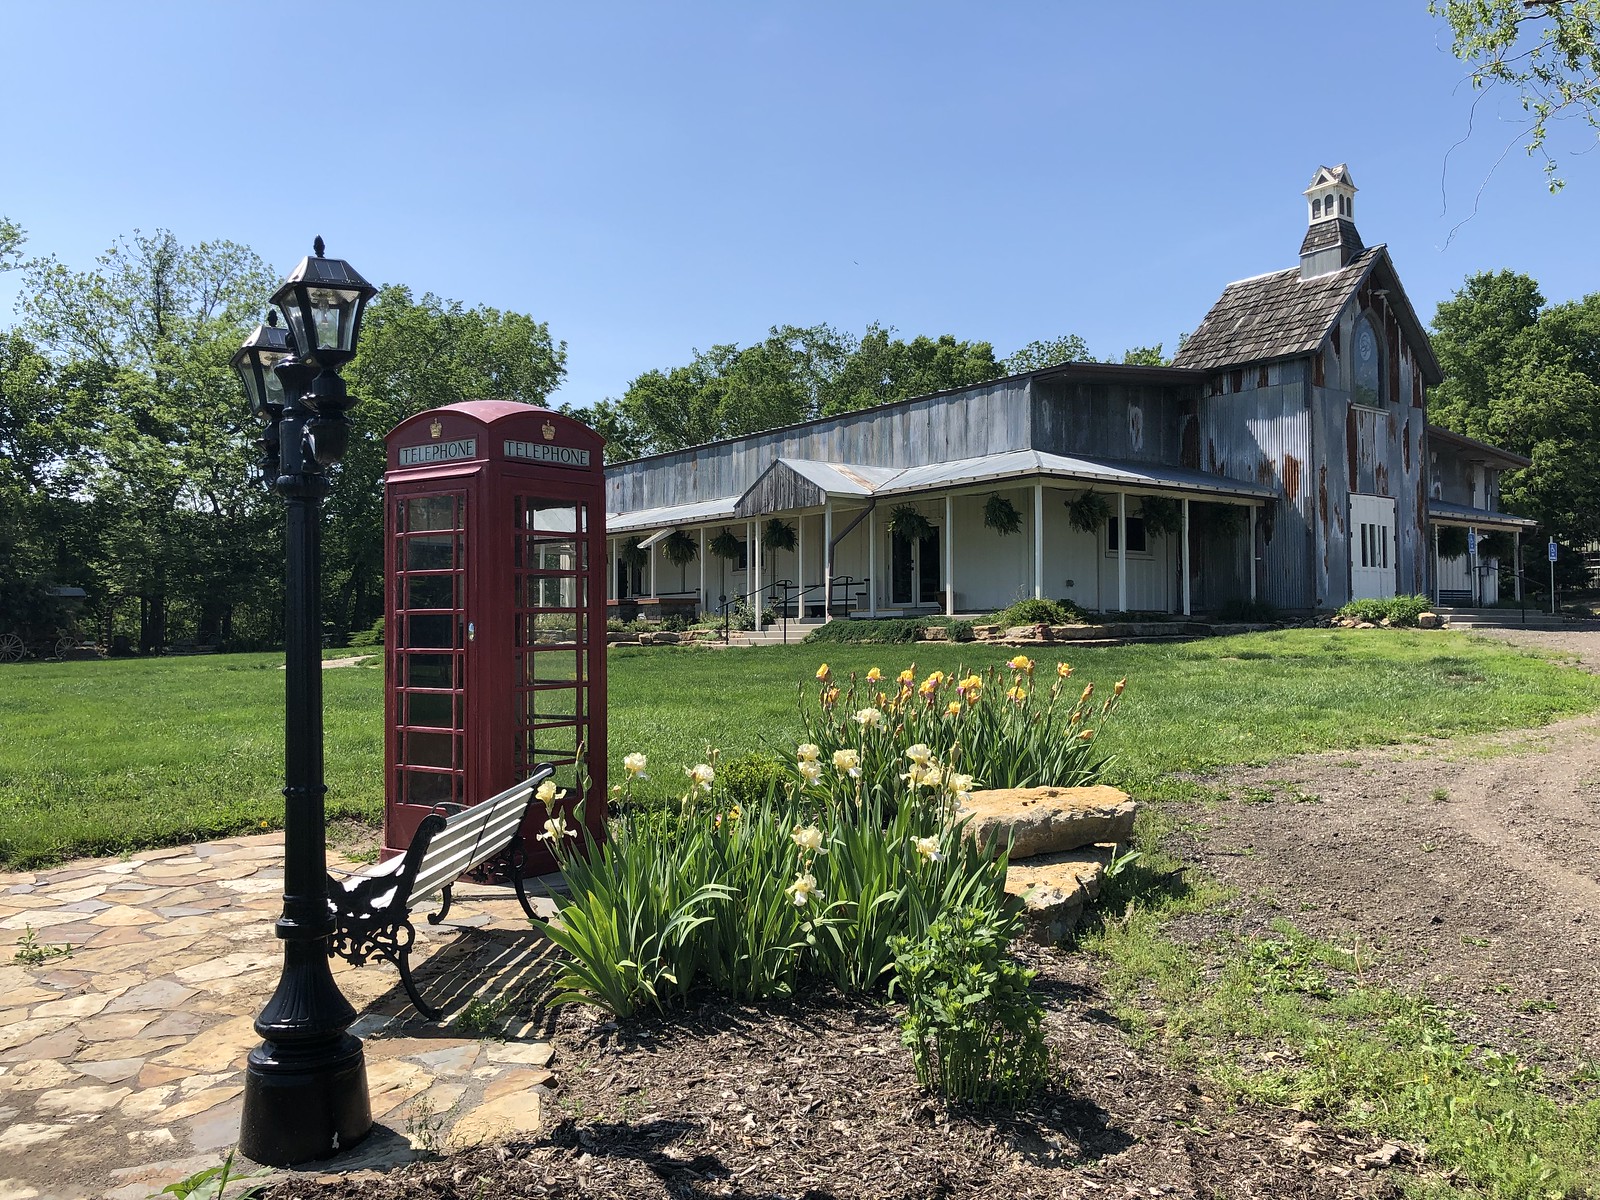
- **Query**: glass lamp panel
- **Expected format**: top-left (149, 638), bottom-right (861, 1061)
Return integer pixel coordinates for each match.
top-left (276, 293), bottom-right (311, 359)
top-left (307, 287), bottom-right (362, 354)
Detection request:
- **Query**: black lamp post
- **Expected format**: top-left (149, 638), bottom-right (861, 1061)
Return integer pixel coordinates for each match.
top-left (232, 238), bottom-right (377, 1166)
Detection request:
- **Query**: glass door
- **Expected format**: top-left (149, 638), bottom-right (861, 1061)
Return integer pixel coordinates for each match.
top-left (514, 495), bottom-right (591, 778)
top-left (391, 491), bottom-right (467, 808)
top-left (889, 528), bottom-right (941, 607)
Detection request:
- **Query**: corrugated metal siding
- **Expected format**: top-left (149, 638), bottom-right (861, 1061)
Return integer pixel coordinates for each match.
top-left (1031, 379), bottom-right (1193, 464)
top-left (1193, 360), bottom-right (1315, 609)
top-left (605, 379), bottom-right (1035, 515)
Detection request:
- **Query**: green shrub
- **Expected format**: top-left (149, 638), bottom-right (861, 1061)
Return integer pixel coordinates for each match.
top-left (803, 618), bottom-right (925, 645)
top-left (1337, 593), bottom-right (1432, 627)
top-left (892, 905), bottom-right (1050, 1104)
top-left (348, 618), bottom-right (384, 647)
top-left (991, 598), bottom-right (1069, 626)
top-left (925, 617), bottom-right (976, 642)
top-left (716, 753), bottom-right (786, 809)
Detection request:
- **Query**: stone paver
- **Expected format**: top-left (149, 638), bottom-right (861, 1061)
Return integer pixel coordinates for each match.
top-left (0, 834), bottom-right (561, 1199)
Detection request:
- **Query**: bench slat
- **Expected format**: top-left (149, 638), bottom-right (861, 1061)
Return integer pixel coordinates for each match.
top-left (411, 807), bottom-right (534, 899)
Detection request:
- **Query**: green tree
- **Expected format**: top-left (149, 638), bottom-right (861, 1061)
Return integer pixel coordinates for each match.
top-left (19, 230), bottom-right (279, 649)
top-left (1430, 269), bottom-right (1600, 555)
top-left (0, 217), bottom-right (24, 273)
top-left (819, 325), bottom-right (1001, 416)
top-left (1004, 333), bottom-right (1090, 374)
top-left (1120, 344), bottom-right (1169, 366)
top-left (330, 285), bottom-right (567, 632)
top-left (1432, 0), bottom-right (1600, 190)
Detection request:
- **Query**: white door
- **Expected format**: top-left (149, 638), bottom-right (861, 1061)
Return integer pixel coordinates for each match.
top-left (1350, 494), bottom-right (1397, 600)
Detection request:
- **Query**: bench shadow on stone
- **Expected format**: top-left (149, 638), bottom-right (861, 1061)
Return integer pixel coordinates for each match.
top-left (372, 924), bottom-right (561, 1029)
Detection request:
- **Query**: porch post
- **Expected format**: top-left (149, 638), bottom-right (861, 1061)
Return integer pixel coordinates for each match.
top-left (1470, 525), bottom-right (1479, 607)
top-left (1033, 481), bottom-right (1045, 600)
top-left (1117, 491), bottom-right (1127, 612)
top-left (867, 505), bottom-right (878, 618)
top-left (1181, 498), bottom-right (1191, 617)
top-left (1248, 504), bottom-right (1258, 602)
top-left (944, 494), bottom-right (955, 617)
top-left (607, 537), bottom-right (615, 601)
top-left (1514, 529), bottom-right (1523, 602)
top-left (750, 520), bottom-right (762, 633)
top-left (649, 541), bottom-right (657, 599)
top-left (1440, 524), bottom-right (1452, 611)
top-left (823, 500), bottom-right (833, 620)
top-left (797, 512), bottom-right (807, 617)
top-left (698, 527), bottom-right (707, 615)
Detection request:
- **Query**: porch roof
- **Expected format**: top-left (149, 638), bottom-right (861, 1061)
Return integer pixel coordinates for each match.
top-left (875, 449), bottom-right (1279, 502)
top-left (1428, 501), bottom-right (1538, 531)
top-left (606, 495), bottom-right (741, 535)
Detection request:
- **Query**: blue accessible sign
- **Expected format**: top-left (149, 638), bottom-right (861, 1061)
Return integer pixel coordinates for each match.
top-left (1549, 541), bottom-right (1559, 562)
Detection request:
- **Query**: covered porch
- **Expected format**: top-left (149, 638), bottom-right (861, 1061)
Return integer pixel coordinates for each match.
top-left (1428, 502), bottom-right (1539, 608)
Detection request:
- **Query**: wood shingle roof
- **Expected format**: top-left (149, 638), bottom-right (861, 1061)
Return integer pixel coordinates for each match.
top-left (1172, 246), bottom-right (1382, 372)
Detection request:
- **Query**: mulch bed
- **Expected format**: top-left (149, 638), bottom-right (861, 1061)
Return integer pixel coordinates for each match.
top-left (269, 946), bottom-right (1409, 1200)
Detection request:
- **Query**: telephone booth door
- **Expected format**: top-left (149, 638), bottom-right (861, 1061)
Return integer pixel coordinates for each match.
top-left (382, 401), bottom-right (607, 876)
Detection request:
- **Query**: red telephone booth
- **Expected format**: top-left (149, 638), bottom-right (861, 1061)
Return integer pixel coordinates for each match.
top-left (381, 400), bottom-right (607, 875)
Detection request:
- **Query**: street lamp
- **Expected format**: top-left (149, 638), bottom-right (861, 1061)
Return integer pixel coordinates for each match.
top-left (232, 238), bottom-right (377, 1167)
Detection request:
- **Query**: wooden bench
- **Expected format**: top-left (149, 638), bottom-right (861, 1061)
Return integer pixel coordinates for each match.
top-left (327, 764), bottom-right (556, 1020)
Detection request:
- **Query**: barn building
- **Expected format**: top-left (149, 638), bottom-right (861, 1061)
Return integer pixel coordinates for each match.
top-left (603, 166), bottom-right (1534, 624)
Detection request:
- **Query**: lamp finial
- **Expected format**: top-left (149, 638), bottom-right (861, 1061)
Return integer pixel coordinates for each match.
top-left (266, 310), bottom-right (279, 327)
top-left (313, 235), bottom-right (325, 257)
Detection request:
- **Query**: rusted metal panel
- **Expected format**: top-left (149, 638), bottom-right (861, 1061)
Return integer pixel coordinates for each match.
top-left (1029, 379), bottom-right (1195, 464)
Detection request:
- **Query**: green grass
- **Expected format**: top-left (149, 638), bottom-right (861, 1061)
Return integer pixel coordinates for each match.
top-left (2, 630), bottom-right (1598, 869)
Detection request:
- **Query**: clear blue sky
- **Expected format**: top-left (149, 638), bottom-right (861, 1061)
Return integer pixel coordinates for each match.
top-left (3, 2), bottom-right (1596, 407)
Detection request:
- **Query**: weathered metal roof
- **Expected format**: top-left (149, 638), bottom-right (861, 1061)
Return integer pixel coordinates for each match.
top-left (775, 458), bottom-right (900, 496)
top-left (1172, 248), bottom-right (1383, 372)
top-left (1428, 501), bottom-right (1537, 530)
top-left (878, 450), bottom-right (1277, 502)
top-left (1428, 425), bottom-right (1532, 470)
top-left (607, 496), bottom-right (741, 533)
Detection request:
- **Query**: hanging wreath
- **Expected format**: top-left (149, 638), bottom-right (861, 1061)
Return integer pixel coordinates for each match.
top-left (1064, 490), bottom-right (1113, 534)
top-left (1196, 502), bottom-right (1247, 537)
top-left (662, 530), bottom-right (698, 567)
top-left (761, 518), bottom-right (797, 552)
top-left (1436, 526), bottom-right (1468, 560)
top-left (620, 536), bottom-right (648, 566)
top-left (886, 504), bottom-right (934, 542)
top-left (1139, 496), bottom-right (1182, 537)
top-left (709, 528), bottom-right (742, 560)
top-left (983, 494), bottom-right (1022, 536)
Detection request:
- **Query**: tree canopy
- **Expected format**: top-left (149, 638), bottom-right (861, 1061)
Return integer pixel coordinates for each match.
top-left (1433, 0), bottom-right (1600, 190)
top-left (1430, 269), bottom-right (1600, 554)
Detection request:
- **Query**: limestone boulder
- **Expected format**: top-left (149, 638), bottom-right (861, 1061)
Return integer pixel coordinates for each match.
top-left (957, 784), bottom-right (1137, 858)
top-left (1005, 848), bottom-right (1110, 944)
top-left (1417, 611), bottom-right (1442, 629)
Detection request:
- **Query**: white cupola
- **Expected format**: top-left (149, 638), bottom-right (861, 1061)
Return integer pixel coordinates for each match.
top-left (1303, 163), bottom-right (1357, 224)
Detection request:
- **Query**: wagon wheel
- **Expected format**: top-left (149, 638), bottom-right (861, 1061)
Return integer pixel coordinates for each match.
top-left (0, 633), bottom-right (24, 663)
top-left (54, 635), bottom-right (78, 660)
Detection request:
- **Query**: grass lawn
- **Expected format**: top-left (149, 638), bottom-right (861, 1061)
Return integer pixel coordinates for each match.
top-left (1, 629), bottom-right (1598, 869)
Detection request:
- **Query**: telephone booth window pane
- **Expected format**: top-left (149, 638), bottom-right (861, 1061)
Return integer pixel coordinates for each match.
top-left (406, 495), bottom-right (459, 532)
top-left (406, 574), bottom-right (457, 610)
top-left (407, 691), bottom-right (457, 729)
top-left (408, 613), bottom-right (458, 649)
top-left (520, 500), bottom-right (578, 534)
top-left (405, 731), bottom-right (458, 769)
top-left (406, 535), bottom-right (456, 572)
top-left (406, 653), bottom-right (457, 690)
top-left (404, 770), bottom-right (454, 806)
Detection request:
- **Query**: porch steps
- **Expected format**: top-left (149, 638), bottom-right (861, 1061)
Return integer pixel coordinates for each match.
top-left (1434, 606), bottom-right (1598, 631)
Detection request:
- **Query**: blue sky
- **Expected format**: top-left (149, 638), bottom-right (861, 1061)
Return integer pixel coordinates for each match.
top-left (2, 2), bottom-right (1595, 406)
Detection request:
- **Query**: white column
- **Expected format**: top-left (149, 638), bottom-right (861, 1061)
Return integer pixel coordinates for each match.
top-left (1033, 482), bottom-right (1045, 600)
top-left (1471, 525), bottom-right (1479, 607)
top-left (1117, 491), bottom-right (1128, 612)
top-left (1181, 498), bottom-right (1191, 617)
top-left (1514, 530), bottom-right (1523, 601)
top-left (797, 512), bottom-right (807, 616)
top-left (823, 501), bottom-right (833, 619)
top-left (607, 538), bottom-right (615, 601)
top-left (867, 505), bottom-right (878, 618)
top-left (1440, 524), bottom-right (1452, 611)
top-left (944, 494), bottom-right (955, 616)
top-left (649, 542), bottom-right (657, 598)
top-left (1248, 504), bottom-right (1258, 602)
top-left (698, 527), bottom-right (707, 614)
top-left (750, 520), bottom-right (762, 632)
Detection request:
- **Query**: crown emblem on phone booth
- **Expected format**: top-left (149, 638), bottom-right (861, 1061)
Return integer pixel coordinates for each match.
top-left (542, 420), bottom-right (556, 440)
top-left (429, 419), bottom-right (442, 439)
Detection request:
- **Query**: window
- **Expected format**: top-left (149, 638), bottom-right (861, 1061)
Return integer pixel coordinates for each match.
top-left (1353, 314), bottom-right (1382, 406)
top-left (1312, 197), bottom-right (1322, 219)
top-left (1106, 516), bottom-right (1148, 555)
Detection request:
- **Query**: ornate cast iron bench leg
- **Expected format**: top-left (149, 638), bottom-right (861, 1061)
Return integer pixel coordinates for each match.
top-left (426, 885), bottom-right (454, 926)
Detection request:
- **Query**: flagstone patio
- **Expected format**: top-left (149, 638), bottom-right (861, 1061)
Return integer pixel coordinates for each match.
top-left (0, 834), bottom-right (561, 1200)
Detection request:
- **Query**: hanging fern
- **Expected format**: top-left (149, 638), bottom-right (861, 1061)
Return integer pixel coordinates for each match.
top-left (983, 494), bottom-right (1023, 536)
top-left (886, 504), bottom-right (934, 542)
top-left (1196, 502), bottom-right (1247, 537)
top-left (620, 536), bottom-right (648, 566)
top-left (1064, 490), bottom-right (1112, 534)
top-left (1139, 496), bottom-right (1182, 537)
top-left (761, 518), bottom-right (797, 553)
top-left (1477, 530), bottom-right (1513, 560)
top-left (662, 529), bottom-right (698, 567)
top-left (1436, 525), bottom-right (1468, 560)
top-left (709, 528), bottom-right (742, 560)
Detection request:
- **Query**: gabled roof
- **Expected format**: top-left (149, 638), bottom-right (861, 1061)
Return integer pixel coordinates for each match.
top-left (1428, 424), bottom-right (1532, 470)
top-left (1428, 500), bottom-right (1537, 530)
top-left (1171, 245), bottom-right (1442, 385)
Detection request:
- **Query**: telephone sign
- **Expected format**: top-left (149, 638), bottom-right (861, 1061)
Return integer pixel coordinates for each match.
top-left (382, 400), bottom-right (608, 875)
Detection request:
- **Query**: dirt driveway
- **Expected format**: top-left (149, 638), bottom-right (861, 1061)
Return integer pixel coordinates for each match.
top-left (1170, 627), bottom-right (1600, 1075)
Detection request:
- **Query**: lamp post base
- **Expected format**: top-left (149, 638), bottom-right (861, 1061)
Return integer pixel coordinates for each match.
top-left (238, 1034), bottom-right (371, 1167)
